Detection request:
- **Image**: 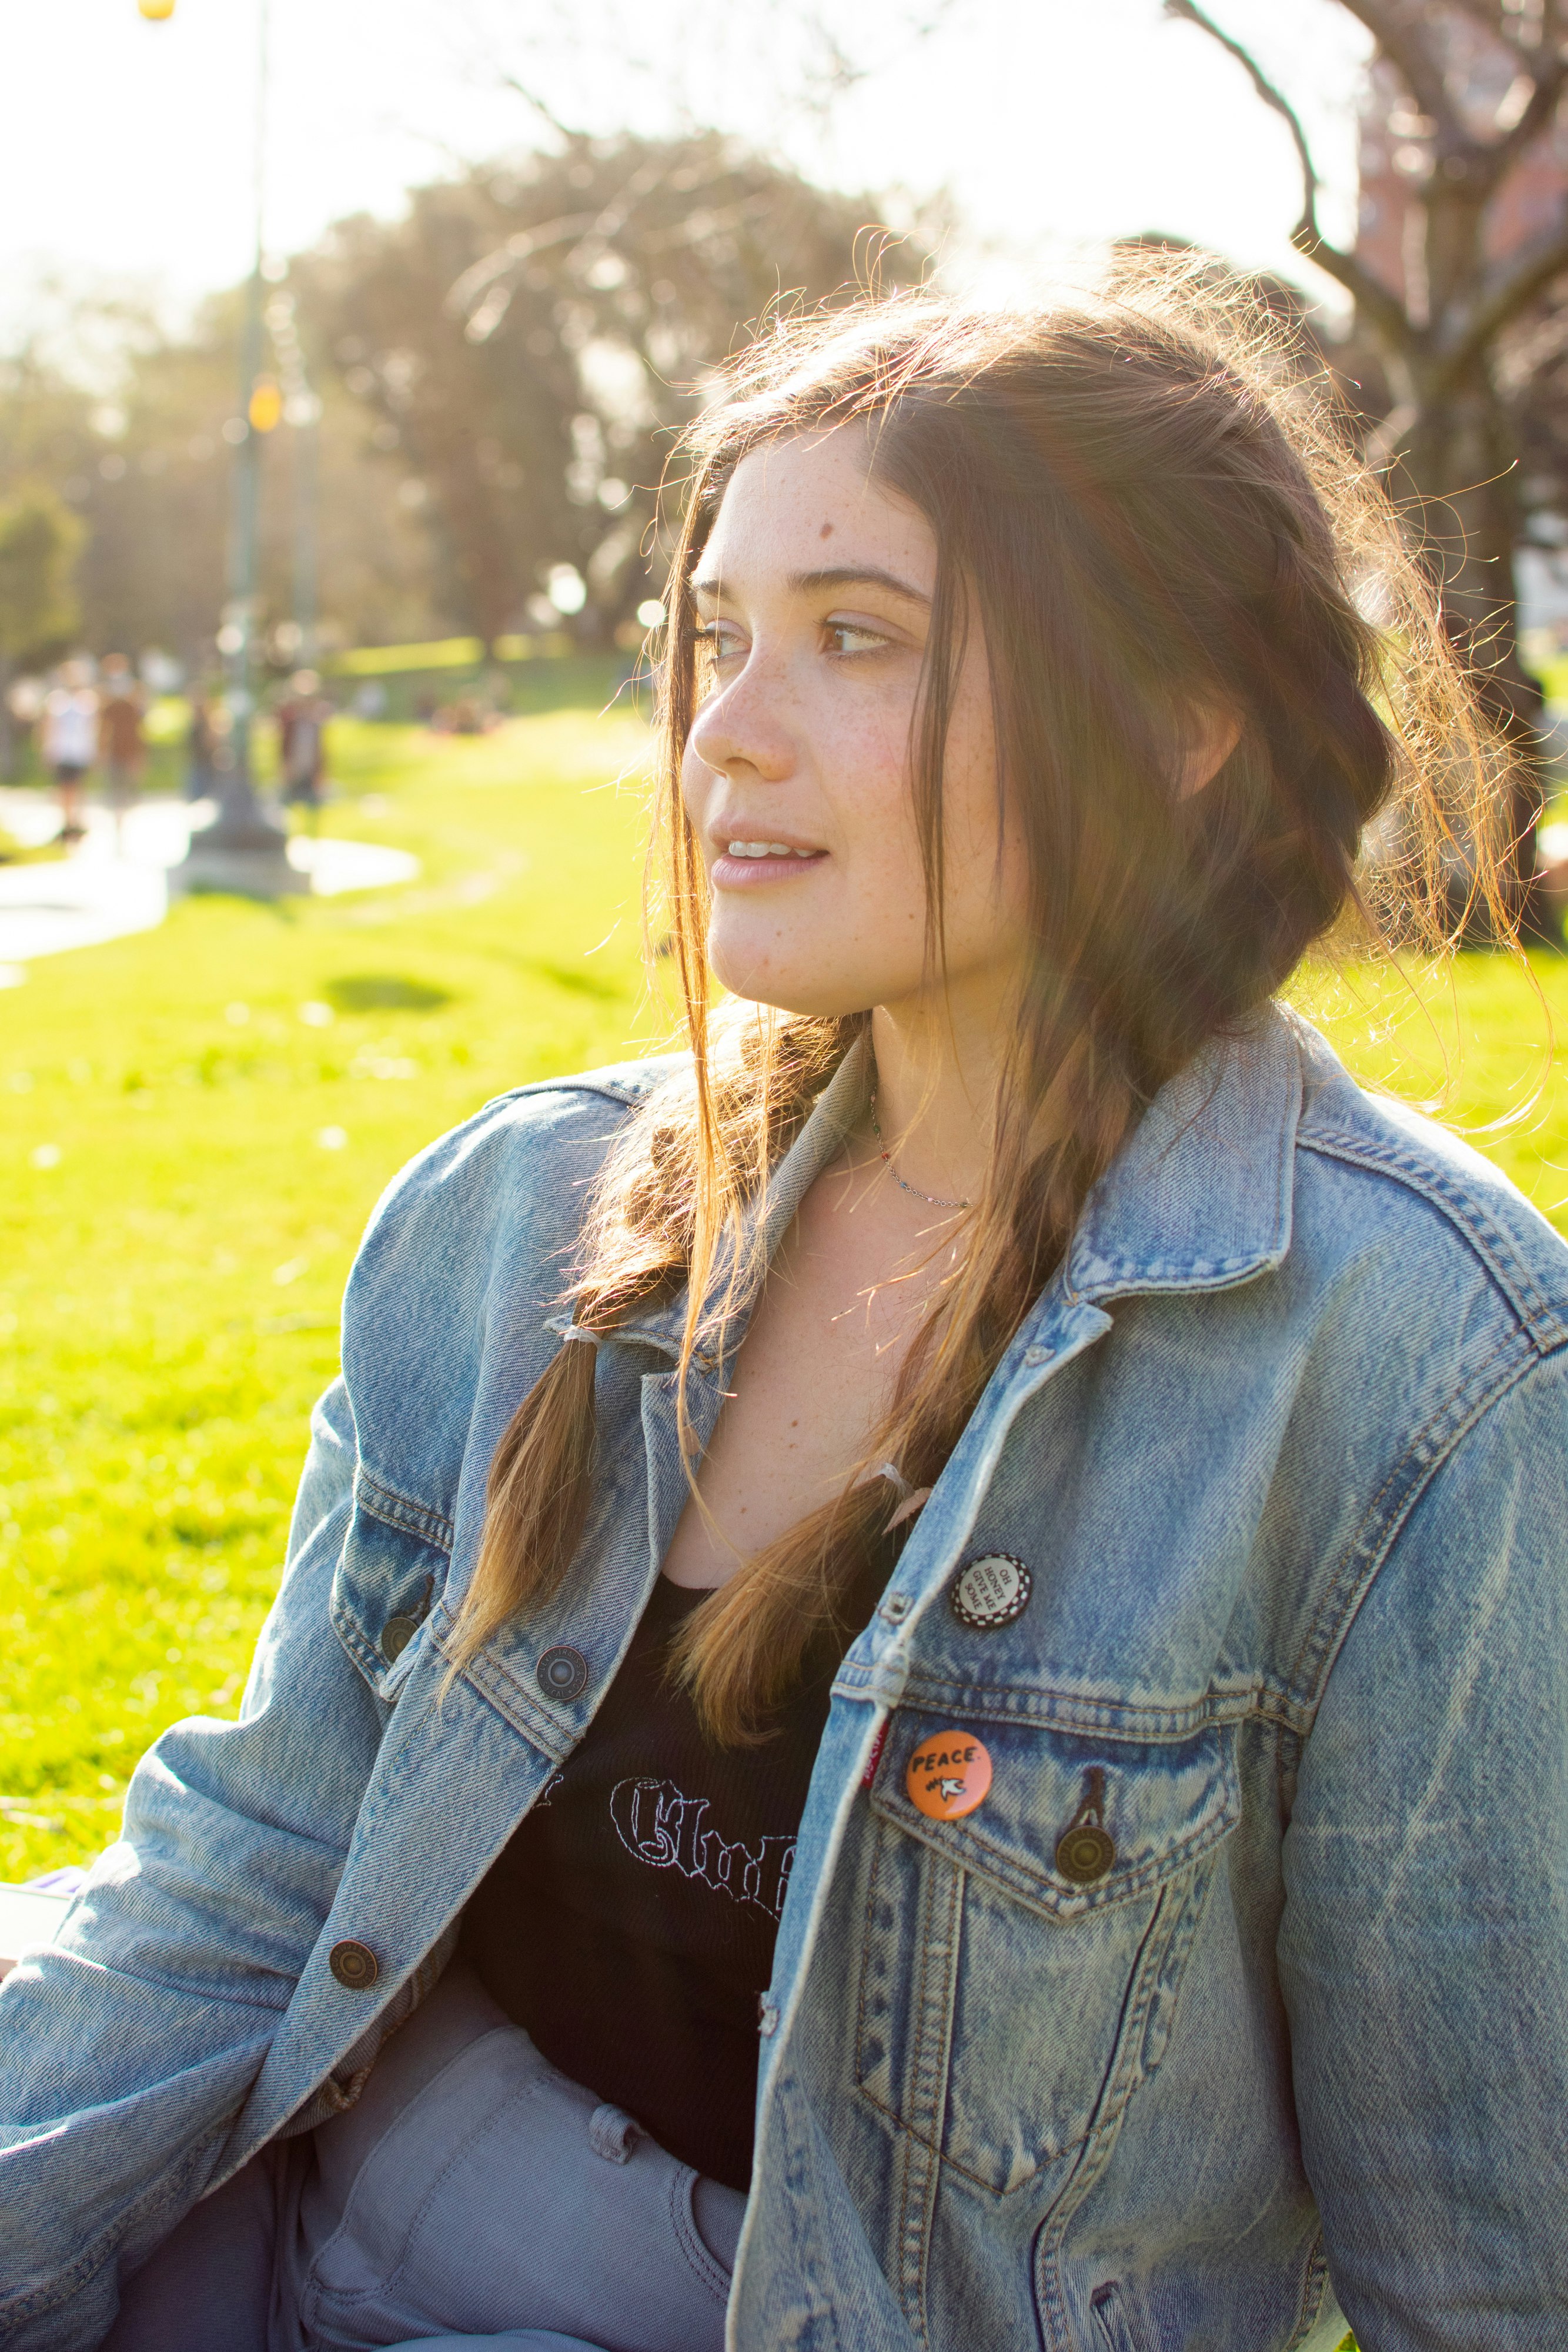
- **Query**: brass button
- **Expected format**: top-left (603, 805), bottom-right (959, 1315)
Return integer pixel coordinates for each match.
top-left (380, 1615), bottom-right (417, 1662)
top-left (537, 1645), bottom-right (589, 1702)
top-left (1055, 1823), bottom-right (1116, 1885)
top-left (329, 1938), bottom-right (379, 1990)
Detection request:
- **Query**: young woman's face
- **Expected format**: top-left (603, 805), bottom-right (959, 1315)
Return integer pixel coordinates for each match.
top-left (681, 426), bottom-right (1028, 1023)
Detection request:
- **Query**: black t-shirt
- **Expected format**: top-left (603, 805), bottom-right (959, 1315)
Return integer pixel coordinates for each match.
top-left (462, 1575), bottom-right (840, 2190)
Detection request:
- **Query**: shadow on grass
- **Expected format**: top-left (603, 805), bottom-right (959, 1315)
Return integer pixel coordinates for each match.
top-left (324, 972), bottom-right (454, 1013)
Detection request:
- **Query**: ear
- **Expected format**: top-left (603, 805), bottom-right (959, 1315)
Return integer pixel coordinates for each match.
top-left (1177, 704), bottom-right (1243, 800)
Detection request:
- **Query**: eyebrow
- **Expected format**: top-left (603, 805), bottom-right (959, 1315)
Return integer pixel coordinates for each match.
top-left (688, 564), bottom-right (931, 607)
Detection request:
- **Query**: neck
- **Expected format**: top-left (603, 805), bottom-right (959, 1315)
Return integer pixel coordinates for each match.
top-left (864, 978), bottom-right (1009, 1208)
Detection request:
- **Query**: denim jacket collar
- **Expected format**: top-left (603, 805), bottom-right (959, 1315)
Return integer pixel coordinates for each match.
top-left (1065, 1005), bottom-right (1303, 1304)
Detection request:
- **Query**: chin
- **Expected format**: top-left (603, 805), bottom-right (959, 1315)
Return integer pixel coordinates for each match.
top-left (707, 938), bottom-right (880, 1023)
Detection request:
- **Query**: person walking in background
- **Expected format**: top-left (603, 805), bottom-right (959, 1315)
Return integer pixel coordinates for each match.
top-left (97, 656), bottom-right (146, 853)
top-left (185, 689), bottom-right (222, 803)
top-left (39, 660), bottom-right (98, 848)
top-left (276, 669), bottom-right (332, 831)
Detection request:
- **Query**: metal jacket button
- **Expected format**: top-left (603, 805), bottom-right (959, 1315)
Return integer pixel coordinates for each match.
top-left (329, 1939), bottom-right (379, 1990)
top-left (379, 1615), bottom-right (417, 1662)
top-left (1055, 1823), bottom-right (1116, 1883)
top-left (1055, 1765), bottom-right (1115, 1883)
top-left (537, 1645), bottom-right (589, 1702)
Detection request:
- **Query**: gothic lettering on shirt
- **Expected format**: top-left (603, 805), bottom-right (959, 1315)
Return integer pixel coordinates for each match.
top-left (609, 1775), bottom-right (798, 1920)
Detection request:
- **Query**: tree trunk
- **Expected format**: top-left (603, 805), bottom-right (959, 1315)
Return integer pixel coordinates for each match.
top-left (1399, 365), bottom-right (1553, 943)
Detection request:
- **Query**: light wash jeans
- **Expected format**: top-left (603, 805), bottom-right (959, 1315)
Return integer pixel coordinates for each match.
top-left (101, 1965), bottom-right (744, 2352)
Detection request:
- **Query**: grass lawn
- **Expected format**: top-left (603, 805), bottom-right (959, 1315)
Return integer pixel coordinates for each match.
top-left (1, 669), bottom-right (659, 1876)
top-left (2, 679), bottom-right (1566, 1895)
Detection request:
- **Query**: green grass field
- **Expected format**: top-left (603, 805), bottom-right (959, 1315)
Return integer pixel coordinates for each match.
top-left (2, 680), bottom-right (1566, 1888)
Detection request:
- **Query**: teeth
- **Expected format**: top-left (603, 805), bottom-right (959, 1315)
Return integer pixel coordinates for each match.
top-left (727, 841), bottom-right (815, 858)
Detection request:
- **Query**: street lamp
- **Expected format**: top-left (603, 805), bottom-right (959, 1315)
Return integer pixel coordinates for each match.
top-left (137, 1), bottom-right (176, 17)
top-left (175, 0), bottom-right (300, 897)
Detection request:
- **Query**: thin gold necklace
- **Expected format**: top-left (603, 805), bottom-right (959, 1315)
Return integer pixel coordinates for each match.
top-left (867, 1090), bottom-right (972, 1212)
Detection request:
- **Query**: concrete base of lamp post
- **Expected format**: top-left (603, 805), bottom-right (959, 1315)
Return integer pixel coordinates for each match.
top-left (170, 772), bottom-right (306, 900)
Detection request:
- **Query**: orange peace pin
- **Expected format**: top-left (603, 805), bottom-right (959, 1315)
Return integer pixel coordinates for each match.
top-left (905, 1729), bottom-right (993, 1820)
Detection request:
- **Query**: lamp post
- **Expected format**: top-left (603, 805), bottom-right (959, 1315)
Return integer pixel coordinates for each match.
top-left (176, 0), bottom-right (299, 894)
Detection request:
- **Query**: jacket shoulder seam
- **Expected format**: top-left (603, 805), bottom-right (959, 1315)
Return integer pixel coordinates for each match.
top-left (487, 1060), bottom-right (681, 1112)
top-left (1296, 1123), bottom-right (1568, 1350)
top-left (1286, 1325), bottom-right (1554, 1716)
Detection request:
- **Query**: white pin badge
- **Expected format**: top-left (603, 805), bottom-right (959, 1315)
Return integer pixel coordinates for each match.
top-left (950, 1552), bottom-right (1032, 1632)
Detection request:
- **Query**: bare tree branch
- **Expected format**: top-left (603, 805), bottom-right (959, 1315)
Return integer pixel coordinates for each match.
top-left (1485, 67), bottom-right (1568, 186)
top-left (1330, 0), bottom-right (1460, 135)
top-left (492, 70), bottom-right (586, 145)
top-left (1163, 0), bottom-right (1417, 352)
top-left (1440, 210), bottom-right (1568, 380)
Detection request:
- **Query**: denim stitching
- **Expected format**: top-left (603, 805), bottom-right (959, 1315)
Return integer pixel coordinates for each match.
top-left (1298, 1126), bottom-right (1568, 1347)
top-left (668, 2164), bottom-right (733, 2304)
top-left (868, 1740), bottom-right (1239, 1924)
top-left (854, 1839), bottom-right (1118, 2193)
top-left (1282, 2230), bottom-right (1334, 2351)
top-left (876, 1671), bottom-right (1259, 1740)
top-left (1285, 1328), bottom-right (1546, 1711)
top-left (1029, 1889), bottom-right (1196, 2346)
top-left (426, 1602), bottom-right (580, 1760)
top-left (353, 1473), bottom-right (454, 1552)
top-left (0, 2110), bottom-right (244, 2327)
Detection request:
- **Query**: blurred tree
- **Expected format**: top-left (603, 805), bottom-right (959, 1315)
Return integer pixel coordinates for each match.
top-left (0, 486), bottom-right (83, 779)
top-left (290, 130), bottom-right (938, 649)
top-left (0, 136), bottom-right (932, 670)
top-left (1168, 0), bottom-right (1568, 936)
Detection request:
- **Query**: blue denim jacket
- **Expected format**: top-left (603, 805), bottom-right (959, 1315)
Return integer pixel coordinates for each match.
top-left (4, 1006), bottom-right (1567, 2352)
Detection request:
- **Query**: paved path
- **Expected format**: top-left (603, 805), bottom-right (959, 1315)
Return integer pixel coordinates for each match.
top-left (0, 1882), bottom-right (73, 1979)
top-left (0, 793), bottom-right (419, 984)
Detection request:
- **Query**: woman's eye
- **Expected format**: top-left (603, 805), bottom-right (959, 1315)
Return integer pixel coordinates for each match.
top-left (825, 621), bottom-right (888, 656)
top-left (694, 622), bottom-right (744, 666)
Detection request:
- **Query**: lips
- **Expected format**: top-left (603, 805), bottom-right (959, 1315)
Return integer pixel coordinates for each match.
top-left (707, 825), bottom-right (827, 889)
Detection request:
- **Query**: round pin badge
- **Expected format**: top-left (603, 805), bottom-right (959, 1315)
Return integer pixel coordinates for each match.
top-left (906, 1729), bottom-right (994, 1821)
top-left (950, 1552), bottom-right (1032, 1632)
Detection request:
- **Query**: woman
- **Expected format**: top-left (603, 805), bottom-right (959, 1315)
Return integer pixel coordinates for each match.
top-left (41, 659), bottom-right (98, 847)
top-left (4, 273), bottom-right (1566, 2351)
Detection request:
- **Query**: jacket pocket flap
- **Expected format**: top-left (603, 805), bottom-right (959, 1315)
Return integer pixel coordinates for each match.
top-left (330, 1488), bottom-right (450, 1699)
top-left (869, 1705), bottom-right (1239, 1922)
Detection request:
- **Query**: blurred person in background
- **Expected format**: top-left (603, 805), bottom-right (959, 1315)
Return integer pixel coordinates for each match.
top-left (40, 659), bottom-right (98, 847)
top-left (96, 656), bottom-right (146, 852)
top-left (277, 669), bottom-right (333, 831)
top-left (4, 270), bottom-right (1567, 2352)
top-left (185, 687), bottom-right (223, 803)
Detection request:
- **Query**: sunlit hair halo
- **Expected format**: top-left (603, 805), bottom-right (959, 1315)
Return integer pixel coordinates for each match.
top-left (452, 257), bottom-right (1512, 1742)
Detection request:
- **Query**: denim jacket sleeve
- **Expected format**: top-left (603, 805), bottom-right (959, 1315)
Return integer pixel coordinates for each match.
top-left (0, 1375), bottom-right (383, 2352)
top-left (1278, 1350), bottom-right (1568, 2348)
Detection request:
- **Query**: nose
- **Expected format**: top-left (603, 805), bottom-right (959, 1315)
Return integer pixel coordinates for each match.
top-left (687, 647), bottom-right (797, 786)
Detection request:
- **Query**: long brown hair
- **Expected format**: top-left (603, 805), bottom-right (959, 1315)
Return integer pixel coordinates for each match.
top-left (451, 258), bottom-right (1512, 1739)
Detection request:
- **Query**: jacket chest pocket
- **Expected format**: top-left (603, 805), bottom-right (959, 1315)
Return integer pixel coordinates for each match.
top-left (855, 1706), bottom-right (1239, 2199)
top-left (330, 1487), bottom-right (452, 1702)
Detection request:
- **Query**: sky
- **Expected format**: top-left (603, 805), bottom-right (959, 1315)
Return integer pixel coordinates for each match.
top-left (0, 0), bottom-right (1373, 350)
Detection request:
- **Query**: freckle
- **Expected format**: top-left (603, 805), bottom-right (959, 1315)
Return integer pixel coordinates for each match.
top-left (819, 522), bottom-right (833, 539)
